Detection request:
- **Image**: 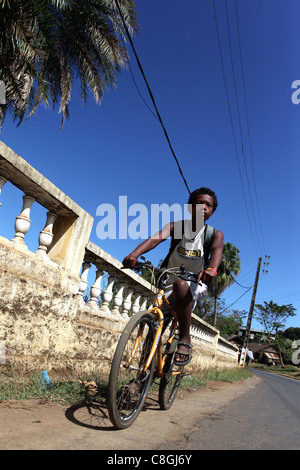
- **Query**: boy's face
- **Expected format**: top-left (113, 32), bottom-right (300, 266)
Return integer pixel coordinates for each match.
top-left (192, 194), bottom-right (214, 222)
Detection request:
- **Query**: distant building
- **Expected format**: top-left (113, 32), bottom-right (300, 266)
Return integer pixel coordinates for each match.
top-left (227, 327), bottom-right (280, 365)
top-left (238, 326), bottom-right (276, 341)
top-left (247, 343), bottom-right (280, 366)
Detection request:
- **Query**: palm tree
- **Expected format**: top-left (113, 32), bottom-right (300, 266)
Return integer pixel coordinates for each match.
top-left (208, 242), bottom-right (241, 326)
top-left (0, 0), bottom-right (138, 128)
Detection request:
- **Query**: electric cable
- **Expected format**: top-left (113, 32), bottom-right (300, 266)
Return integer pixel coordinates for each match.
top-left (219, 286), bottom-right (252, 314)
top-left (235, 0), bottom-right (266, 254)
top-left (119, 35), bottom-right (159, 122)
top-left (212, 0), bottom-right (259, 257)
top-left (114, 0), bottom-right (191, 195)
top-left (229, 273), bottom-right (253, 289)
top-left (225, 0), bottom-right (264, 256)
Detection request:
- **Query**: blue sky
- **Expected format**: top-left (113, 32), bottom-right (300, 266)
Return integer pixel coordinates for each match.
top-left (1, 0), bottom-right (300, 331)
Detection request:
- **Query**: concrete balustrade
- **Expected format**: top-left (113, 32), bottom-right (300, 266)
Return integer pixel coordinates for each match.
top-left (79, 240), bottom-right (156, 315)
top-left (0, 141), bottom-right (93, 275)
top-left (0, 176), bottom-right (6, 207)
top-left (0, 141), bottom-right (238, 376)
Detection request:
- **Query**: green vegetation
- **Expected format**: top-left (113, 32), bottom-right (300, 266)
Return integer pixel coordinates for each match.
top-left (250, 363), bottom-right (300, 379)
top-left (208, 242), bottom-right (241, 327)
top-left (201, 366), bottom-right (252, 383)
top-left (0, 366), bottom-right (252, 405)
top-left (254, 300), bottom-right (296, 340)
top-left (174, 367), bottom-right (252, 391)
top-left (0, 368), bottom-right (97, 405)
top-left (0, 0), bottom-right (138, 128)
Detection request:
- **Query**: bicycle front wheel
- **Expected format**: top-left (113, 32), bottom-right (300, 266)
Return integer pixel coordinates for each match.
top-left (158, 336), bottom-right (184, 410)
top-left (107, 310), bottom-right (156, 429)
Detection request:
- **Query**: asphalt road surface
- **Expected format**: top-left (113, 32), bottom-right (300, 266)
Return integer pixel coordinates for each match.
top-left (158, 368), bottom-right (300, 450)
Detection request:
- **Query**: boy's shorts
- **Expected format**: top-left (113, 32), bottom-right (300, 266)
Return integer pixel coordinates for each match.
top-left (161, 280), bottom-right (208, 316)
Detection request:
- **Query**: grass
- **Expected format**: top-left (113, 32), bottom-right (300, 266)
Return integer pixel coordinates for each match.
top-left (202, 366), bottom-right (252, 383)
top-left (179, 366), bottom-right (252, 390)
top-left (0, 366), bottom-right (106, 405)
top-left (0, 366), bottom-right (252, 405)
top-left (250, 363), bottom-right (300, 379)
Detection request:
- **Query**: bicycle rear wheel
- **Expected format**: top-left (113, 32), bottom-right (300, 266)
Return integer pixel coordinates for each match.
top-left (107, 310), bottom-right (156, 429)
top-left (158, 336), bottom-right (184, 410)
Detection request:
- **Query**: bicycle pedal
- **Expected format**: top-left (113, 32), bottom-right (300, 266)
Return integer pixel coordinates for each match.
top-left (127, 365), bottom-right (139, 371)
top-left (141, 370), bottom-right (150, 382)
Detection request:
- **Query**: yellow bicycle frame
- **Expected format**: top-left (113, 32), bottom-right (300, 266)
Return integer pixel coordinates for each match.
top-left (143, 288), bottom-right (180, 377)
top-left (124, 282), bottom-right (183, 379)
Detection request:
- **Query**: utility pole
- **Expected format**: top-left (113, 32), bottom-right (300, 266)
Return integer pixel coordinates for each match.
top-left (239, 257), bottom-right (262, 366)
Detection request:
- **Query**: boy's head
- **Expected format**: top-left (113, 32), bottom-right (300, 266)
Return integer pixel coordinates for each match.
top-left (188, 187), bottom-right (218, 213)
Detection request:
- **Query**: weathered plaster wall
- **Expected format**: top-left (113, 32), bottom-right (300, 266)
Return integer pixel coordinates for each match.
top-left (0, 141), bottom-right (238, 379)
top-left (0, 237), bottom-right (238, 378)
top-left (0, 237), bottom-right (122, 376)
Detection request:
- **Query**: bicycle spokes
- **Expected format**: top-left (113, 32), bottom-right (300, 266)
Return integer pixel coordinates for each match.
top-left (107, 312), bottom-right (155, 428)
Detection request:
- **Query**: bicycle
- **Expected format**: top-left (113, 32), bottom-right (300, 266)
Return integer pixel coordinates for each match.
top-left (106, 258), bottom-right (199, 430)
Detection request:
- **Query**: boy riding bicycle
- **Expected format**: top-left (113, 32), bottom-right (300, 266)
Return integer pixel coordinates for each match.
top-left (123, 187), bottom-right (224, 366)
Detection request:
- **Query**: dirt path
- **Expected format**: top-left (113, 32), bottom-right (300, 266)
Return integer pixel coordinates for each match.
top-left (0, 375), bottom-right (260, 450)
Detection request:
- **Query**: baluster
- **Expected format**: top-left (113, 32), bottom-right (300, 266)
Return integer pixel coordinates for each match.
top-left (100, 276), bottom-right (115, 312)
top-left (122, 288), bottom-right (134, 317)
top-left (140, 296), bottom-right (148, 311)
top-left (35, 211), bottom-right (57, 259)
top-left (190, 325), bottom-right (196, 340)
top-left (11, 194), bottom-right (35, 246)
top-left (0, 177), bottom-right (7, 207)
top-left (132, 293), bottom-right (142, 315)
top-left (88, 269), bottom-right (103, 307)
top-left (111, 283), bottom-right (125, 315)
top-left (77, 261), bottom-right (91, 299)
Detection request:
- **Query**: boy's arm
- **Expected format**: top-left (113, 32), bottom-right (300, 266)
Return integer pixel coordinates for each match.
top-left (123, 222), bottom-right (174, 267)
top-left (197, 229), bottom-right (224, 285)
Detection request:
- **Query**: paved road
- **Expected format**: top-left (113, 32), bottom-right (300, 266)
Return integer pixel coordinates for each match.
top-left (158, 369), bottom-right (300, 450)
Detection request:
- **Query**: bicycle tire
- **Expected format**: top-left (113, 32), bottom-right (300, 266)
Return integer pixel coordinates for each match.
top-left (158, 336), bottom-right (184, 410)
top-left (107, 310), bottom-right (156, 429)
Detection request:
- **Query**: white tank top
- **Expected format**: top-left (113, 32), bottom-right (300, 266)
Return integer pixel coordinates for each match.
top-left (167, 220), bottom-right (205, 276)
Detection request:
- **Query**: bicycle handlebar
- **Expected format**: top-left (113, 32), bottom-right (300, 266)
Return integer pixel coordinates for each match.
top-left (122, 257), bottom-right (199, 283)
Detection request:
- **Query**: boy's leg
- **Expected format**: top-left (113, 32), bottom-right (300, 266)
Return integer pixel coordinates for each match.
top-left (172, 278), bottom-right (193, 363)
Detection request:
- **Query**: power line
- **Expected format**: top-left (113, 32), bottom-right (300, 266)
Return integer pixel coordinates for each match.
top-left (225, 0), bottom-right (264, 256)
top-left (235, 0), bottom-right (266, 254)
top-left (254, 292), bottom-right (300, 304)
top-left (212, 0), bottom-right (260, 257)
top-left (219, 286), bottom-right (252, 314)
top-left (114, 0), bottom-right (191, 195)
top-left (119, 35), bottom-right (159, 123)
top-left (213, 0), bottom-right (268, 257)
top-left (229, 273), bottom-right (253, 289)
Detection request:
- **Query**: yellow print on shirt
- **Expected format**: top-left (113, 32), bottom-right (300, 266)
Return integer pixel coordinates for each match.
top-left (178, 246), bottom-right (202, 258)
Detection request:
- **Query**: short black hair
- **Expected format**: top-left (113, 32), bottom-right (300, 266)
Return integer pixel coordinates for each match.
top-left (188, 187), bottom-right (218, 212)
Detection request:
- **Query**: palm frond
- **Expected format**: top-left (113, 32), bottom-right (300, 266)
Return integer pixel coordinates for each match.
top-left (0, 0), bottom-right (138, 127)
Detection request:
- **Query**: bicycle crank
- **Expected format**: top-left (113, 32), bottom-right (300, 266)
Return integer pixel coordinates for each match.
top-left (125, 365), bottom-right (151, 382)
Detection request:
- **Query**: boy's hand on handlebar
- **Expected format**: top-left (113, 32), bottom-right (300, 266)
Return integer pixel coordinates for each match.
top-left (122, 255), bottom-right (138, 267)
top-left (197, 268), bottom-right (217, 285)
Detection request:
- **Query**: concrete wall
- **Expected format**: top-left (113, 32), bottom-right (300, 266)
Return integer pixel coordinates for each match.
top-left (0, 141), bottom-right (238, 378)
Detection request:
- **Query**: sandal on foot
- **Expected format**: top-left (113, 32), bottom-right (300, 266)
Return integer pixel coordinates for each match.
top-left (174, 341), bottom-right (192, 366)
